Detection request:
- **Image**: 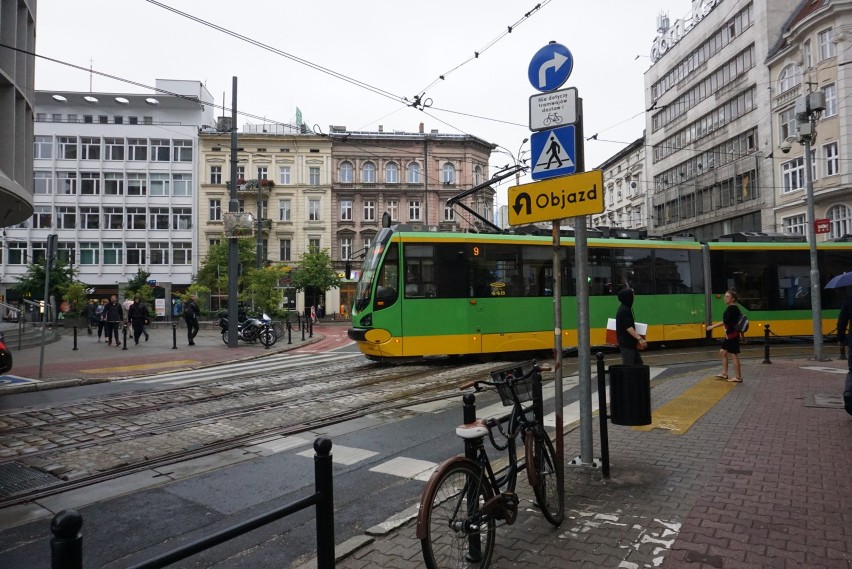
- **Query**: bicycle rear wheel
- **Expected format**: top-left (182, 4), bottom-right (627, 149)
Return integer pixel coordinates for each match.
top-left (525, 426), bottom-right (564, 526)
top-left (420, 461), bottom-right (495, 569)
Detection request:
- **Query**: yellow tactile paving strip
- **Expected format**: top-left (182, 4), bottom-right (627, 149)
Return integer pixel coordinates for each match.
top-left (80, 360), bottom-right (199, 374)
top-left (633, 376), bottom-right (736, 435)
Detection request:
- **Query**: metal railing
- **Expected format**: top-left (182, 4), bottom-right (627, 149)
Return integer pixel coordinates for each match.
top-left (50, 438), bottom-right (336, 569)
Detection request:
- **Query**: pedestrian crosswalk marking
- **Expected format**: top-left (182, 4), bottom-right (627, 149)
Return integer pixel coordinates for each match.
top-left (297, 443), bottom-right (378, 465)
top-left (245, 435), bottom-right (311, 456)
top-left (370, 457), bottom-right (437, 481)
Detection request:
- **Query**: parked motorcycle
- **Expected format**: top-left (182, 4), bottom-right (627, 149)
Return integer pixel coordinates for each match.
top-left (218, 311), bottom-right (276, 346)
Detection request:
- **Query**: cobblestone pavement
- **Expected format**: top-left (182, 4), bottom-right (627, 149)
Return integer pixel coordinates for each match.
top-left (333, 358), bottom-right (852, 569)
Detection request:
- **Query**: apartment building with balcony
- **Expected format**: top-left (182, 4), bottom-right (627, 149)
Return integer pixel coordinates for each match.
top-left (1, 79), bottom-right (214, 308)
top-left (593, 135), bottom-right (646, 232)
top-left (766, 0), bottom-right (852, 239)
top-left (644, 0), bottom-right (798, 242)
top-left (0, 0), bottom-right (36, 227)
top-left (327, 124), bottom-right (496, 314)
top-left (197, 125), bottom-right (332, 313)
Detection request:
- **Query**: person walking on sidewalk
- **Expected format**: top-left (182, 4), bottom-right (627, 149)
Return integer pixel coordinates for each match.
top-left (836, 292), bottom-right (852, 413)
top-left (102, 295), bottom-right (124, 347)
top-left (616, 287), bottom-right (646, 365)
top-left (183, 294), bottom-right (200, 346)
top-left (128, 296), bottom-right (150, 345)
top-left (81, 300), bottom-right (96, 335)
top-left (95, 299), bottom-right (107, 341)
top-left (706, 289), bottom-right (743, 383)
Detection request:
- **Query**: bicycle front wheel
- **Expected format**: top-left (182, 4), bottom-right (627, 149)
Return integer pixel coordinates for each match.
top-left (525, 427), bottom-right (564, 526)
top-left (420, 461), bottom-right (496, 569)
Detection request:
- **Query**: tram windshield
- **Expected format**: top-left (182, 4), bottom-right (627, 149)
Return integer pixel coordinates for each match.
top-left (354, 228), bottom-right (392, 312)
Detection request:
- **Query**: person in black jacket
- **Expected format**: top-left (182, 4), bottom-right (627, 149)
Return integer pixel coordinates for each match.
top-left (836, 293), bottom-right (852, 414)
top-left (706, 289), bottom-right (742, 383)
top-left (102, 295), bottom-right (124, 347)
top-left (183, 294), bottom-right (200, 346)
top-left (615, 288), bottom-right (646, 365)
top-left (127, 296), bottom-right (150, 345)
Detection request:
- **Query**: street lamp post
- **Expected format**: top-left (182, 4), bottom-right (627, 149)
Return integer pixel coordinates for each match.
top-left (795, 91), bottom-right (826, 361)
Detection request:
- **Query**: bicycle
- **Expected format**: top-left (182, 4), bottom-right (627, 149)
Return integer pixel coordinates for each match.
top-left (416, 360), bottom-right (564, 569)
top-left (543, 112), bottom-right (563, 126)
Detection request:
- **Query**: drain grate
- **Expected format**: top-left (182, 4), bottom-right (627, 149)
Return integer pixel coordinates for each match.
top-left (0, 462), bottom-right (61, 498)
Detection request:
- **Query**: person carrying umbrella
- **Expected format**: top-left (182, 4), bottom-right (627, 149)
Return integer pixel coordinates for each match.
top-left (830, 272), bottom-right (852, 414)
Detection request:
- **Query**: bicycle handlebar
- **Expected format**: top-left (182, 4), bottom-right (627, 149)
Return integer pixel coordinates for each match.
top-left (459, 361), bottom-right (549, 392)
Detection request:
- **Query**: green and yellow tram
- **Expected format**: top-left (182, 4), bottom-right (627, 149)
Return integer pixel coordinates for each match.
top-left (347, 225), bottom-right (852, 361)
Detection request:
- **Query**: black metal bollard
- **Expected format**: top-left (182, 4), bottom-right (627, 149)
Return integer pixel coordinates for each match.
top-left (122, 324), bottom-right (128, 350)
top-left (461, 393), bottom-right (482, 560)
top-left (72, 325), bottom-right (78, 351)
top-left (172, 322), bottom-right (178, 349)
top-left (301, 319), bottom-right (306, 341)
top-left (595, 352), bottom-right (611, 479)
top-left (762, 323), bottom-right (772, 364)
top-left (50, 509), bottom-right (83, 569)
top-left (287, 321), bottom-right (292, 345)
top-left (313, 437), bottom-right (335, 569)
top-left (309, 318), bottom-right (313, 338)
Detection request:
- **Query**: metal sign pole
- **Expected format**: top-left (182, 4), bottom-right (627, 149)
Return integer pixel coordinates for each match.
top-left (552, 220), bottom-right (564, 486)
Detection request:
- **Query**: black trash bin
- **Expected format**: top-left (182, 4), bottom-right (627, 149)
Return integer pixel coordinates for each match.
top-left (608, 364), bottom-right (652, 426)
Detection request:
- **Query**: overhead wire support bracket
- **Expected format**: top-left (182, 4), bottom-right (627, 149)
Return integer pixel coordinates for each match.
top-left (446, 164), bottom-right (528, 234)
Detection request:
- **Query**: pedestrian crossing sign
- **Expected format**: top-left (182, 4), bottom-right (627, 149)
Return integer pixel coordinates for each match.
top-left (530, 125), bottom-right (576, 180)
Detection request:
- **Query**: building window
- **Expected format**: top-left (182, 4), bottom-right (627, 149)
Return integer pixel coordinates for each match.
top-left (58, 172), bottom-right (77, 195)
top-left (778, 64), bottom-right (801, 93)
top-left (257, 166), bottom-right (268, 180)
top-left (81, 137), bottom-right (101, 160)
top-left (781, 157), bottom-right (804, 194)
top-left (309, 166), bottom-right (321, 185)
top-left (173, 208), bottom-right (192, 230)
top-left (128, 138), bottom-right (147, 161)
top-left (32, 206), bottom-right (53, 229)
top-left (340, 237), bottom-right (352, 260)
top-left (363, 200), bottom-right (376, 221)
top-left (104, 173), bottom-right (124, 195)
top-left (308, 237), bottom-right (321, 251)
top-left (57, 206), bottom-right (76, 229)
top-left (823, 84), bottom-right (837, 117)
top-left (387, 200), bottom-right (398, 221)
top-left (828, 204), bottom-right (851, 239)
top-left (209, 199), bottom-right (222, 222)
top-left (407, 162), bottom-right (420, 183)
top-left (474, 165), bottom-right (483, 185)
top-left (339, 161), bottom-right (353, 183)
top-left (150, 207), bottom-right (170, 230)
top-left (104, 207), bottom-right (124, 229)
top-left (442, 163), bottom-right (456, 184)
top-left (279, 166), bottom-right (291, 184)
top-left (279, 199), bottom-right (291, 221)
top-left (127, 242), bottom-right (146, 264)
top-left (385, 162), bottom-right (399, 184)
top-left (105, 138), bottom-right (125, 161)
top-left (80, 207), bottom-right (100, 229)
top-left (210, 165), bottom-right (222, 184)
top-left (57, 136), bottom-right (77, 159)
top-left (780, 107), bottom-right (796, 140)
top-left (127, 207), bottom-right (146, 229)
top-left (444, 204), bottom-right (455, 222)
top-left (280, 239), bottom-right (291, 261)
top-left (804, 39), bottom-right (812, 68)
top-left (34, 172), bottom-right (53, 195)
top-left (408, 200), bottom-right (421, 221)
top-left (362, 162), bottom-right (376, 183)
top-left (80, 172), bottom-right (101, 195)
top-left (340, 199), bottom-right (353, 221)
top-left (824, 142), bottom-right (839, 176)
top-left (818, 28), bottom-right (834, 61)
top-left (151, 139), bottom-right (170, 161)
top-left (309, 198), bottom-right (321, 221)
top-left (173, 139), bottom-right (192, 162)
top-left (237, 166), bottom-right (245, 180)
top-left (173, 242), bottom-right (192, 265)
top-left (58, 243), bottom-right (75, 265)
top-left (150, 242), bottom-right (169, 265)
top-left (79, 243), bottom-right (99, 265)
top-left (34, 136), bottom-right (53, 159)
top-left (103, 242), bottom-right (123, 265)
top-left (173, 173), bottom-right (192, 196)
top-left (782, 214), bottom-right (806, 235)
top-left (127, 173), bottom-right (147, 196)
top-left (150, 173), bottom-right (170, 196)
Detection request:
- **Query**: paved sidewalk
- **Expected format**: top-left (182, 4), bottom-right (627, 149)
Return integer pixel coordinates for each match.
top-left (332, 358), bottom-right (852, 569)
top-left (0, 319), bottom-right (334, 394)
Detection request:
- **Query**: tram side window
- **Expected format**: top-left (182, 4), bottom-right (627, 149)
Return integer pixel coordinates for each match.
top-left (612, 248), bottom-right (654, 295)
top-left (469, 244), bottom-right (523, 297)
top-left (404, 244), bottom-right (436, 298)
top-left (375, 243), bottom-right (399, 310)
top-left (654, 249), bottom-right (700, 294)
top-left (587, 248), bottom-right (614, 295)
top-left (435, 244), bottom-right (470, 298)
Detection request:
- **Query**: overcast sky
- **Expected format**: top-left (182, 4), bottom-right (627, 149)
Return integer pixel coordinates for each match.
top-left (34, 0), bottom-right (690, 206)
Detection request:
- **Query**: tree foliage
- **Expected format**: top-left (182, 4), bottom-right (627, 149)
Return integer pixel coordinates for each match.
top-left (244, 266), bottom-right (286, 316)
top-left (291, 248), bottom-right (340, 293)
top-left (12, 259), bottom-right (75, 301)
top-left (62, 282), bottom-right (89, 316)
top-left (194, 238), bottom-right (257, 293)
top-left (123, 268), bottom-right (155, 304)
